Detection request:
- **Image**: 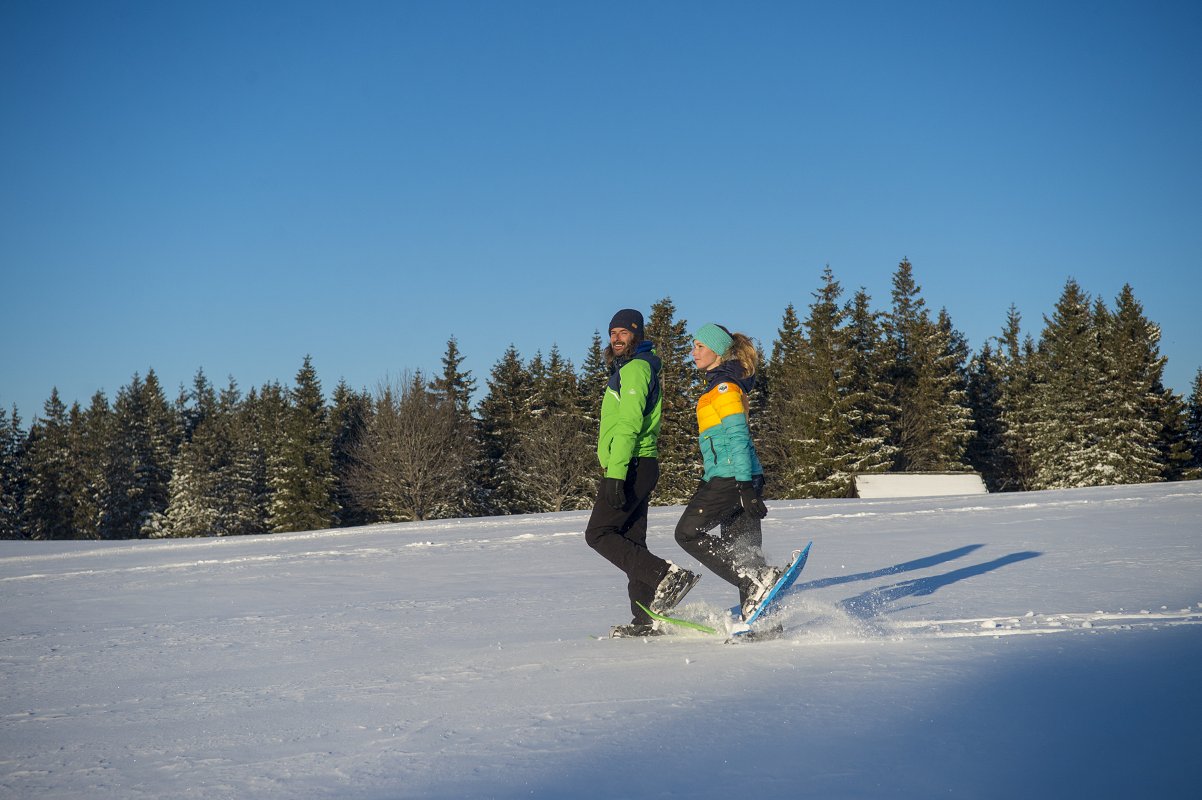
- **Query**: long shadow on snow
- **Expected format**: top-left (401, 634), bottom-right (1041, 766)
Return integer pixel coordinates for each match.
top-left (431, 616), bottom-right (1202, 800)
top-left (840, 550), bottom-right (1043, 620)
top-left (793, 543), bottom-right (986, 593)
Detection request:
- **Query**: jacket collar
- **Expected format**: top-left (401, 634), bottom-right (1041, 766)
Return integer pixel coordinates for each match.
top-left (612, 340), bottom-right (658, 372)
top-left (705, 359), bottom-right (755, 393)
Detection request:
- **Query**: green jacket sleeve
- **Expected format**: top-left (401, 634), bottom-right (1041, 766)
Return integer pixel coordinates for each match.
top-left (603, 359), bottom-right (652, 480)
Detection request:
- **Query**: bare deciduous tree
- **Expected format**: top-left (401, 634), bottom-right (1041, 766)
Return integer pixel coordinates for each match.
top-left (510, 409), bottom-right (596, 513)
top-left (347, 374), bottom-right (471, 522)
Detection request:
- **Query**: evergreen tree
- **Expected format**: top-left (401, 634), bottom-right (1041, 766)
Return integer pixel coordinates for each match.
top-left (1157, 386), bottom-right (1196, 482)
top-left (268, 356), bottom-right (337, 533)
top-left (841, 288), bottom-right (898, 479)
top-left (24, 390), bottom-right (75, 539)
top-left (215, 378), bottom-right (266, 536)
top-left (796, 267), bottom-right (853, 497)
top-left (430, 337), bottom-right (488, 517)
top-left (241, 382), bottom-right (288, 534)
top-left (0, 406), bottom-right (27, 538)
top-left (1030, 279), bottom-right (1100, 489)
top-left (164, 373), bottom-right (257, 538)
top-left (533, 346), bottom-right (576, 414)
top-left (512, 347), bottom-right (595, 512)
top-left (882, 259), bottom-right (974, 472)
top-left (330, 380), bottom-right (372, 527)
top-left (760, 303), bottom-right (811, 497)
top-left (1185, 368), bottom-right (1202, 480)
top-left (178, 369), bottom-right (217, 443)
top-left (578, 330), bottom-right (609, 413)
top-left (477, 345), bottom-right (533, 514)
top-left (430, 336), bottom-right (476, 420)
top-left (100, 371), bottom-right (176, 538)
top-left (526, 350), bottom-right (546, 408)
top-left (162, 370), bottom-right (215, 537)
top-left (69, 392), bottom-right (112, 539)
top-left (881, 258), bottom-right (925, 469)
top-left (165, 431), bottom-right (220, 538)
top-left (992, 306), bottom-right (1039, 491)
top-left (1088, 285), bottom-right (1168, 485)
top-left (747, 340), bottom-right (771, 436)
top-left (574, 330), bottom-right (610, 501)
top-left (645, 297), bottom-right (701, 504)
top-left (966, 343), bottom-right (1008, 490)
top-left (929, 308), bottom-right (977, 467)
top-left (766, 270), bottom-right (902, 498)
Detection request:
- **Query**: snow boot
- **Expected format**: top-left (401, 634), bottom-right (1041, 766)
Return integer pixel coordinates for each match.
top-left (650, 564), bottom-right (700, 614)
top-left (733, 622), bottom-right (786, 642)
top-left (739, 565), bottom-right (785, 621)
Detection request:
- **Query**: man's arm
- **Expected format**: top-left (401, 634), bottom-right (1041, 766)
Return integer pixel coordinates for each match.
top-left (604, 359), bottom-right (651, 480)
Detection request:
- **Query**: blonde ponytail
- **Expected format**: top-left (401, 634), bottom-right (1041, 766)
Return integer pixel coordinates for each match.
top-left (727, 332), bottom-right (758, 377)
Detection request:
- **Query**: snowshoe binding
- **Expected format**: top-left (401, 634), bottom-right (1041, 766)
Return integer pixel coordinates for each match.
top-left (650, 564), bottom-right (701, 614)
top-left (610, 623), bottom-right (664, 638)
top-left (739, 565), bottom-right (786, 621)
top-left (727, 622), bottom-right (786, 643)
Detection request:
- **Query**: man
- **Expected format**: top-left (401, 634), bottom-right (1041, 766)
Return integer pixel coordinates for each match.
top-left (584, 308), bottom-right (699, 638)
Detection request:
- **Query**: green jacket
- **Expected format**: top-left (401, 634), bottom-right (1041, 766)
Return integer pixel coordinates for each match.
top-left (597, 342), bottom-right (662, 480)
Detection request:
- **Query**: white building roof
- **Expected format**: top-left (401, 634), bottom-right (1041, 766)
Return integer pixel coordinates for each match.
top-left (853, 472), bottom-right (987, 498)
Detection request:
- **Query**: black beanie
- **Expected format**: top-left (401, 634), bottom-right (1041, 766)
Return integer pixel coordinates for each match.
top-left (609, 309), bottom-right (645, 340)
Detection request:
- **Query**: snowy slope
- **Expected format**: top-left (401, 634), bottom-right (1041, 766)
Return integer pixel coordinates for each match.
top-left (2, 482), bottom-right (1201, 799)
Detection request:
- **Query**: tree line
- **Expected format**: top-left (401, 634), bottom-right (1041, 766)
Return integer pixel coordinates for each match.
top-left (3, 259), bottom-right (1200, 540)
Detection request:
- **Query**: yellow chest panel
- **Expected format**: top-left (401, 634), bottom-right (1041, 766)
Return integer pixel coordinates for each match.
top-left (696, 382), bottom-right (748, 433)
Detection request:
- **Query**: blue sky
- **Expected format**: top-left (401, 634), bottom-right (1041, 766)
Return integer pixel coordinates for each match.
top-left (3, 1), bottom-right (1200, 423)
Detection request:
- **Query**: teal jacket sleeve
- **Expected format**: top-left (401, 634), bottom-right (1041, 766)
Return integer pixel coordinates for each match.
top-left (718, 411), bottom-right (756, 483)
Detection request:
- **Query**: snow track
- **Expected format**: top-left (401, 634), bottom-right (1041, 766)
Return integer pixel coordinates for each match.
top-left (887, 607), bottom-right (1202, 638)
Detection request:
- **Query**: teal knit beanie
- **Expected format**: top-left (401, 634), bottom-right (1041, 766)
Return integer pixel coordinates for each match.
top-left (693, 323), bottom-right (733, 356)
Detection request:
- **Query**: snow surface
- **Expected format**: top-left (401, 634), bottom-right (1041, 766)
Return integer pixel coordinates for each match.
top-left (3, 482), bottom-right (1201, 799)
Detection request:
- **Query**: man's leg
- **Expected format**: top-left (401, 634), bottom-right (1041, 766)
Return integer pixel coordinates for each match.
top-left (620, 458), bottom-right (661, 621)
top-left (584, 459), bottom-right (668, 622)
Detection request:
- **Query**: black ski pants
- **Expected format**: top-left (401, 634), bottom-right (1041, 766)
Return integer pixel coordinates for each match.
top-left (674, 476), bottom-right (768, 607)
top-left (584, 457), bottom-right (669, 624)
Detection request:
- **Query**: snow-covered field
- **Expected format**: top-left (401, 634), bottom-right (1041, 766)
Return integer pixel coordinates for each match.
top-left (3, 482), bottom-right (1201, 799)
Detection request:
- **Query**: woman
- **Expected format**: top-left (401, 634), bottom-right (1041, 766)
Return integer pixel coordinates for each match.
top-left (674, 322), bottom-right (784, 621)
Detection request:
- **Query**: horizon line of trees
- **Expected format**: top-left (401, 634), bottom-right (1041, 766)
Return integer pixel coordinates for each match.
top-left (3, 259), bottom-right (1201, 540)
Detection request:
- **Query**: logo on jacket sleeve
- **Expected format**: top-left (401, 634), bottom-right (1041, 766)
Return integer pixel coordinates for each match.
top-left (717, 383), bottom-right (729, 393)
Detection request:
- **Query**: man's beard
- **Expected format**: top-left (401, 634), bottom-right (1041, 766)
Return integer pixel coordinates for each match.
top-left (604, 340), bottom-right (639, 365)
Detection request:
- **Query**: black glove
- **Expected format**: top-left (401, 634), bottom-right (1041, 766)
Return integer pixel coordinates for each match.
top-left (737, 480), bottom-right (768, 519)
top-left (602, 477), bottom-right (627, 510)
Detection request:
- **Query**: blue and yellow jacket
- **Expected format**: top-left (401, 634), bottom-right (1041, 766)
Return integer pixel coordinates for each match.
top-left (597, 341), bottom-right (662, 480)
top-left (696, 360), bottom-right (762, 483)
